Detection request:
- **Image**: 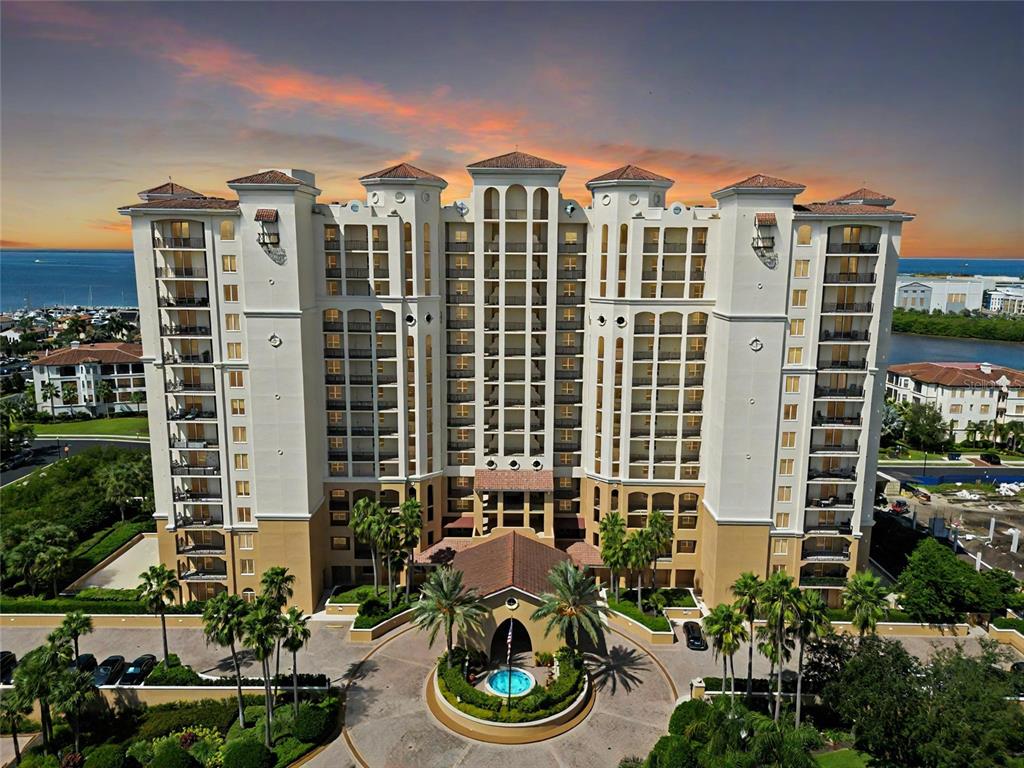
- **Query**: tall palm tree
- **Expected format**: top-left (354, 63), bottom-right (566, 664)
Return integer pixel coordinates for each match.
top-left (130, 390), bottom-right (146, 415)
top-left (351, 497), bottom-right (381, 594)
top-left (95, 381), bottom-right (114, 414)
top-left (625, 528), bottom-right (657, 612)
top-left (398, 498), bottom-right (423, 604)
top-left (260, 566), bottom-right (295, 689)
top-left (138, 564), bottom-right (179, 664)
top-left (58, 611), bottom-right (93, 658)
top-left (13, 636), bottom-right (71, 750)
top-left (703, 603), bottom-right (749, 706)
top-left (37, 545), bottom-right (68, 598)
top-left (760, 571), bottom-right (801, 722)
top-left (99, 462), bottom-right (144, 523)
top-left (645, 509), bottom-right (673, 583)
top-left (201, 592), bottom-right (250, 729)
top-left (598, 511), bottom-right (627, 601)
top-left (281, 606), bottom-right (311, 718)
top-left (842, 571), bottom-right (887, 639)
top-left (52, 668), bottom-right (97, 753)
top-left (1005, 421), bottom-right (1024, 453)
top-left (0, 692), bottom-right (31, 764)
top-left (242, 600), bottom-right (280, 748)
top-left (375, 508), bottom-right (402, 610)
top-left (731, 571), bottom-right (763, 696)
top-left (531, 561), bottom-right (607, 651)
top-left (793, 590), bottom-right (830, 727)
top-left (61, 384), bottom-right (78, 411)
top-left (39, 381), bottom-right (59, 417)
top-left (411, 567), bottom-right (487, 655)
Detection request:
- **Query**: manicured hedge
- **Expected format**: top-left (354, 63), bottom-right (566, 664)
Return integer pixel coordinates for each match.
top-left (82, 745), bottom-right (124, 768)
top-left (136, 699), bottom-right (245, 740)
top-left (646, 735), bottom-right (699, 768)
top-left (0, 595), bottom-right (202, 615)
top-left (608, 598), bottom-right (671, 632)
top-left (222, 739), bottom-right (272, 768)
top-left (668, 699), bottom-right (709, 736)
top-left (292, 703), bottom-right (331, 743)
top-left (826, 608), bottom-right (915, 624)
top-left (353, 598), bottom-right (412, 629)
top-left (993, 616), bottom-right (1024, 634)
top-left (146, 655), bottom-right (203, 686)
top-left (144, 655), bottom-right (329, 688)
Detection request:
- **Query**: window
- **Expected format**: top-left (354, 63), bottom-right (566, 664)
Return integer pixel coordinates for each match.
top-left (781, 431), bottom-right (796, 448)
top-left (779, 458), bottom-right (794, 475)
top-left (772, 539), bottom-right (789, 556)
top-left (787, 347), bottom-right (803, 365)
top-left (785, 376), bottom-right (800, 393)
top-left (222, 255), bottom-right (237, 273)
top-left (220, 220), bottom-right (235, 241)
top-left (979, 404), bottom-right (990, 414)
top-left (235, 480), bottom-right (250, 497)
top-left (225, 314), bottom-right (241, 331)
top-left (783, 404), bottom-right (798, 420)
top-left (237, 507), bottom-right (252, 523)
top-left (240, 559), bottom-right (255, 576)
top-left (230, 398), bottom-right (246, 415)
top-left (234, 453), bottom-right (249, 470)
top-left (676, 540), bottom-right (697, 554)
top-left (775, 511), bottom-right (790, 528)
top-left (950, 404), bottom-right (963, 414)
top-left (238, 533), bottom-right (253, 550)
top-left (791, 289), bottom-right (807, 308)
top-left (224, 285), bottom-right (239, 302)
top-left (241, 588), bottom-right (256, 603)
top-left (229, 371), bottom-right (244, 388)
top-left (227, 342), bottom-right (242, 360)
top-left (789, 319), bottom-right (805, 336)
top-left (771, 564), bottom-right (786, 575)
top-left (777, 486), bottom-right (792, 502)
top-left (796, 225), bottom-right (812, 246)
top-left (232, 426), bottom-right (247, 443)
top-left (794, 259), bottom-right (810, 277)
top-left (331, 536), bottom-right (351, 551)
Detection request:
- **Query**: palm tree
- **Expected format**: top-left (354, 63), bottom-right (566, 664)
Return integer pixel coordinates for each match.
top-left (201, 592), bottom-right (250, 729)
top-left (130, 390), bottom-right (146, 415)
top-left (842, 571), bottom-right (887, 639)
top-left (37, 545), bottom-right (68, 597)
top-left (61, 384), bottom-right (78, 411)
top-left (52, 668), bottom-right (97, 753)
top-left (58, 611), bottom-right (93, 658)
top-left (760, 571), bottom-right (801, 722)
top-left (138, 564), bottom-right (179, 663)
top-left (0, 692), bottom-right (31, 764)
top-left (411, 567), bottom-right (487, 655)
top-left (793, 590), bottom-right (830, 727)
top-left (645, 510), bottom-right (673, 587)
top-left (703, 603), bottom-right (749, 707)
top-left (531, 561), bottom-right (606, 651)
top-left (351, 497), bottom-right (381, 595)
top-left (598, 511), bottom-right (627, 601)
top-left (104, 314), bottom-right (131, 341)
top-left (396, 499), bottom-right (423, 603)
top-left (375, 508), bottom-right (401, 610)
top-left (242, 600), bottom-right (281, 748)
top-left (39, 381), bottom-right (59, 416)
top-left (99, 461), bottom-right (144, 522)
top-left (625, 528), bottom-right (657, 612)
top-left (281, 606), bottom-right (311, 718)
top-left (1005, 421), bottom-right (1024, 453)
top-left (95, 381), bottom-right (114, 414)
top-left (731, 571), bottom-right (763, 696)
top-left (13, 636), bottom-right (71, 750)
top-left (260, 566), bottom-right (295, 689)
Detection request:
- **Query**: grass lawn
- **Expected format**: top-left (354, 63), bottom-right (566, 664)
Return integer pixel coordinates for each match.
top-left (879, 448), bottom-right (958, 462)
top-left (815, 749), bottom-right (870, 767)
top-left (31, 416), bottom-right (149, 436)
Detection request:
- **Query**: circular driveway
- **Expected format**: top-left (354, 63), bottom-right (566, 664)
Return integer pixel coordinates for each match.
top-left (316, 627), bottom-right (677, 768)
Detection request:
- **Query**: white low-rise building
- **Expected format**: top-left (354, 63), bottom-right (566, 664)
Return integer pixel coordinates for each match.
top-left (986, 286), bottom-right (1024, 315)
top-left (32, 341), bottom-right (147, 415)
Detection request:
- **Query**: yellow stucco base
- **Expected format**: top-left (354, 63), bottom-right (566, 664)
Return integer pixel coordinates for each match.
top-left (697, 511), bottom-right (769, 606)
top-left (460, 589), bottom-right (563, 657)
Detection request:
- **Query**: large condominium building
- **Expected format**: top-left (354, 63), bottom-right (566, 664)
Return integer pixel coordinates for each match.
top-left (119, 156), bottom-right (912, 609)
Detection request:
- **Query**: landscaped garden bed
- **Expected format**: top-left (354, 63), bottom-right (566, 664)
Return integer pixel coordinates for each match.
top-left (0, 587), bottom-right (202, 615)
top-left (607, 597), bottom-right (671, 632)
top-left (146, 654), bottom-right (329, 688)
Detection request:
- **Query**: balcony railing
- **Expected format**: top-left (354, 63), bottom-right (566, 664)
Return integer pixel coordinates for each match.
top-left (154, 237), bottom-right (205, 249)
top-left (807, 468), bottom-right (857, 481)
top-left (505, 209), bottom-right (527, 219)
top-left (818, 359), bottom-right (867, 371)
top-left (812, 414), bottom-right (862, 427)
top-left (664, 243), bottom-right (686, 253)
top-left (165, 381), bottom-right (215, 392)
top-left (804, 523), bottom-right (853, 536)
top-left (558, 244), bottom-right (585, 254)
top-left (167, 409), bottom-right (217, 421)
top-left (819, 330), bottom-right (870, 342)
top-left (175, 516), bottom-right (223, 529)
top-left (179, 568), bottom-right (228, 581)
top-left (822, 302), bottom-right (873, 313)
top-left (158, 296), bottom-right (209, 308)
top-left (171, 464), bottom-right (220, 476)
top-left (446, 243), bottom-right (473, 253)
top-left (824, 272), bottom-right (876, 284)
top-left (324, 239), bottom-right (340, 251)
top-left (161, 325), bottom-right (211, 337)
top-left (170, 438), bottom-right (218, 450)
top-left (799, 575), bottom-right (847, 587)
top-left (173, 489), bottom-right (222, 502)
top-left (814, 386), bottom-right (864, 398)
top-left (156, 266), bottom-right (207, 278)
top-left (826, 242), bottom-right (879, 254)
top-left (806, 495), bottom-right (855, 509)
top-left (810, 443), bottom-right (859, 454)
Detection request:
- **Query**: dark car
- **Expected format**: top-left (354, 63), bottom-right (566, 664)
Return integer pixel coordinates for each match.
top-left (0, 651), bottom-right (17, 684)
top-left (93, 655), bottom-right (125, 686)
top-left (1011, 661), bottom-right (1024, 675)
top-left (119, 655), bottom-right (157, 685)
top-left (70, 653), bottom-right (97, 673)
top-left (980, 452), bottom-right (1001, 465)
top-left (684, 621), bottom-right (708, 651)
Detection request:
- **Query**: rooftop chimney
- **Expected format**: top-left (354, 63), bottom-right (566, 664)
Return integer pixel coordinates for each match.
top-left (71, 341), bottom-right (80, 349)
top-left (980, 362), bottom-right (992, 374)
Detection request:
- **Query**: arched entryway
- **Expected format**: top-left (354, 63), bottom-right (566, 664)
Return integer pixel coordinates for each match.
top-left (490, 617), bottom-right (532, 664)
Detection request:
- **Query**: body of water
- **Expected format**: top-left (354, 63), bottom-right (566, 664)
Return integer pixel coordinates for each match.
top-left (889, 333), bottom-right (1023, 369)
top-left (0, 250), bottom-right (137, 312)
top-left (897, 257), bottom-right (1023, 278)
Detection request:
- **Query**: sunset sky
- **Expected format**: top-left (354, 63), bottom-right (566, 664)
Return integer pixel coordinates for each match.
top-left (1, 1), bottom-right (1021, 257)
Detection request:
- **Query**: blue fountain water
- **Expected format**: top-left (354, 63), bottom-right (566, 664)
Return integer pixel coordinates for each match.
top-left (486, 668), bottom-right (534, 696)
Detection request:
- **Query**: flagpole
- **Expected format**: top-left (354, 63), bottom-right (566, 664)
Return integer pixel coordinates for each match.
top-left (506, 620), bottom-right (514, 710)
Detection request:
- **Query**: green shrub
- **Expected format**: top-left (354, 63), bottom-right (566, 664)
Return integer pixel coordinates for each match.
top-left (136, 699), bottom-right (240, 740)
top-left (357, 596), bottom-right (385, 617)
top-left (607, 598), bottom-right (671, 632)
top-left (84, 745), bottom-right (124, 768)
top-left (353, 598), bottom-right (412, 629)
top-left (618, 758), bottom-right (645, 768)
top-left (147, 655), bottom-right (203, 686)
top-left (151, 741), bottom-right (196, 768)
top-left (668, 699), bottom-right (709, 736)
top-left (993, 617), bottom-right (1024, 634)
top-left (222, 739), bottom-right (272, 768)
top-left (292, 703), bottom-right (330, 743)
top-left (646, 735), bottom-right (698, 768)
top-left (18, 753), bottom-right (59, 768)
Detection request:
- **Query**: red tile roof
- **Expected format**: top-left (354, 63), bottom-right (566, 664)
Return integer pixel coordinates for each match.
top-left (587, 165), bottom-right (673, 184)
top-left (414, 537), bottom-right (477, 565)
top-left (452, 531), bottom-right (569, 597)
top-left (889, 362), bottom-right (1024, 388)
top-left (139, 182), bottom-right (203, 198)
top-left (359, 162), bottom-right (446, 183)
top-left (444, 515), bottom-right (475, 529)
top-left (33, 342), bottom-right (143, 367)
top-left (795, 203), bottom-right (913, 217)
top-left (254, 208), bottom-right (278, 222)
top-left (755, 212), bottom-right (778, 226)
top-left (566, 541), bottom-right (603, 568)
top-left (467, 151), bottom-right (565, 170)
top-left (119, 198), bottom-right (239, 212)
top-left (714, 174), bottom-right (805, 194)
top-left (473, 469), bottom-right (554, 492)
top-left (829, 187), bottom-right (895, 204)
top-left (227, 170), bottom-right (305, 185)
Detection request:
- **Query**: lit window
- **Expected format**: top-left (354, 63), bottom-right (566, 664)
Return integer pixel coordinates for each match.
top-left (796, 225), bottom-right (811, 246)
top-left (231, 398), bottom-right (246, 415)
top-left (238, 533), bottom-right (253, 550)
top-left (779, 458), bottom-right (794, 475)
top-left (234, 454), bottom-right (249, 470)
top-left (225, 314), bottom-right (241, 332)
top-left (772, 539), bottom-right (789, 556)
top-left (783, 404), bottom-right (798, 420)
top-left (791, 289), bottom-right (807, 307)
top-left (775, 512), bottom-right (790, 527)
top-left (240, 559), bottom-right (255, 576)
top-left (787, 348), bottom-right (803, 365)
top-left (781, 431), bottom-right (796, 448)
top-left (785, 376), bottom-right (800, 393)
top-left (794, 259), bottom-right (810, 277)
top-left (241, 588), bottom-right (256, 603)
top-left (220, 221), bottom-right (235, 241)
top-left (331, 536), bottom-right (351, 551)
top-left (222, 255), bottom-right (237, 273)
top-left (227, 342), bottom-right (242, 360)
top-left (232, 426), bottom-right (247, 443)
top-left (229, 371), bottom-right (244, 388)
top-left (949, 404), bottom-right (963, 414)
top-left (237, 507), bottom-right (252, 523)
top-left (224, 285), bottom-right (239, 302)
top-left (235, 480), bottom-right (250, 497)
top-left (777, 486), bottom-right (792, 502)
top-left (789, 319), bottom-right (805, 336)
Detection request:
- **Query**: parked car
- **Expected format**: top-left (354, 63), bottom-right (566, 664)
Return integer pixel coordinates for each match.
top-left (683, 621), bottom-right (708, 651)
top-left (980, 452), bottom-right (1001, 465)
top-left (119, 655), bottom-right (157, 685)
top-left (890, 499), bottom-right (909, 513)
top-left (1011, 661), bottom-right (1024, 675)
top-left (70, 653), bottom-right (97, 673)
top-left (93, 655), bottom-right (125, 686)
top-left (0, 651), bottom-right (17, 684)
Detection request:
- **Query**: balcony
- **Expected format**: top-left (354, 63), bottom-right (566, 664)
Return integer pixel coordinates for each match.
top-left (558, 244), bottom-right (585, 254)
top-left (812, 413), bottom-right (862, 427)
top-left (447, 393), bottom-right (475, 403)
top-left (826, 242), bottom-right (879, 254)
top-left (824, 272), bottom-right (876, 285)
top-left (173, 489), bottom-right (222, 502)
top-left (179, 567), bottom-right (228, 581)
top-left (446, 294), bottom-right (475, 304)
top-left (446, 243), bottom-right (473, 253)
top-left (809, 443), bottom-right (859, 455)
top-left (664, 243), bottom-right (686, 254)
top-left (818, 359), bottom-right (867, 371)
top-left (505, 242), bottom-right (527, 252)
top-left (804, 522), bottom-right (853, 536)
top-left (447, 344), bottom-right (474, 354)
top-left (802, 546), bottom-right (851, 563)
top-left (174, 515), bottom-right (223, 529)
top-left (556, 320), bottom-right (584, 331)
top-left (819, 330), bottom-right (870, 342)
top-left (165, 380), bottom-right (215, 393)
top-left (799, 575), bottom-right (847, 588)
top-left (447, 369), bottom-right (475, 379)
top-left (169, 437), bottom-right (218, 450)
top-left (167, 408), bottom-right (217, 421)
top-left (171, 463), bottom-right (220, 477)
top-left (807, 468), bottom-right (857, 481)
top-left (177, 538), bottom-right (226, 556)
top-left (324, 239), bottom-right (340, 251)
top-left (806, 494), bottom-right (855, 510)
top-left (154, 236), bottom-right (205, 249)
top-left (821, 302), bottom-right (873, 313)
top-left (814, 385), bottom-right (864, 399)
top-left (156, 266), bottom-right (207, 278)
top-left (345, 239), bottom-right (369, 251)
top-left (161, 325), bottom-right (211, 337)
top-left (158, 296), bottom-right (209, 308)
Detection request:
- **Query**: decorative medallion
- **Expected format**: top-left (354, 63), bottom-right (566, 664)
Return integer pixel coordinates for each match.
top-left (394, 192), bottom-right (405, 203)
top-left (268, 333), bottom-right (283, 348)
top-left (455, 201), bottom-right (468, 215)
top-left (370, 192), bottom-right (380, 204)
top-left (350, 201), bottom-right (360, 212)
top-left (749, 338), bottom-right (763, 352)
top-left (421, 191), bottom-right (430, 203)
top-left (601, 194), bottom-right (611, 206)
top-left (628, 193), bottom-right (640, 205)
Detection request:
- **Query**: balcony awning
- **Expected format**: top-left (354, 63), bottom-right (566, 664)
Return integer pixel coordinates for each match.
top-left (444, 515), bottom-right (476, 529)
top-left (755, 212), bottom-right (777, 226)
top-left (254, 208), bottom-right (278, 222)
top-left (473, 469), bottom-right (554, 492)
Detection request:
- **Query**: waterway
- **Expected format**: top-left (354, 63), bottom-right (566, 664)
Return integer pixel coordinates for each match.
top-left (889, 333), bottom-right (1022, 368)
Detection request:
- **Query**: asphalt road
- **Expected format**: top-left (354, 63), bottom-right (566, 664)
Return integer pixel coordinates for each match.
top-left (880, 464), bottom-right (1024, 483)
top-left (1, 438), bottom-right (149, 487)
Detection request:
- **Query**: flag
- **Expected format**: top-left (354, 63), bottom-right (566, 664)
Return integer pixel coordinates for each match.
top-left (506, 620), bottom-right (514, 665)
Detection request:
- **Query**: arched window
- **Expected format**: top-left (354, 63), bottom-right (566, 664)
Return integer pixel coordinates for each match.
top-left (532, 188), bottom-right (549, 220)
top-left (797, 225), bottom-right (812, 246)
top-left (423, 222), bottom-right (431, 294)
top-left (617, 224), bottom-right (628, 298)
top-left (403, 222), bottom-right (413, 296)
top-left (484, 188), bottom-right (499, 219)
top-left (600, 225), bottom-right (609, 297)
top-left (506, 185), bottom-right (527, 219)
top-left (241, 588), bottom-right (256, 604)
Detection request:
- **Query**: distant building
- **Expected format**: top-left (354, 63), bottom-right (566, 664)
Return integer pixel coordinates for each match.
top-left (886, 361), bottom-right (1024, 440)
top-left (32, 341), bottom-right (147, 415)
top-left (894, 274), bottom-right (1021, 313)
top-left (986, 286), bottom-right (1024, 315)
